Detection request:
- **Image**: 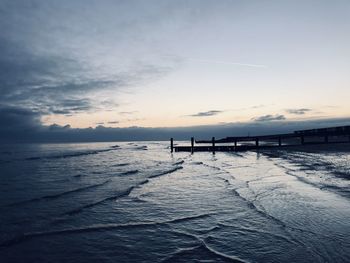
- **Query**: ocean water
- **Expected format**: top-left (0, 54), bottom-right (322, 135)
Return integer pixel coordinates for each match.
top-left (0, 142), bottom-right (350, 262)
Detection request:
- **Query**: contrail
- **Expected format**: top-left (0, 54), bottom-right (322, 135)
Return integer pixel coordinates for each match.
top-left (186, 58), bottom-right (267, 68)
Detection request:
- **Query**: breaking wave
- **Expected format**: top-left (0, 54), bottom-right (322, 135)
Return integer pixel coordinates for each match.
top-left (0, 213), bottom-right (215, 248)
top-left (62, 186), bottom-right (135, 216)
top-left (7, 180), bottom-right (111, 207)
top-left (149, 166), bottom-right (183, 178)
top-left (25, 148), bottom-right (119, 161)
top-left (119, 170), bottom-right (139, 176)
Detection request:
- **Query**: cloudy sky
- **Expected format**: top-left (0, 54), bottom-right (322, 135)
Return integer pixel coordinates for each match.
top-left (1, 0), bottom-right (350, 141)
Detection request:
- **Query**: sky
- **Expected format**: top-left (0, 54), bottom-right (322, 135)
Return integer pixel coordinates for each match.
top-left (1, 0), bottom-right (350, 141)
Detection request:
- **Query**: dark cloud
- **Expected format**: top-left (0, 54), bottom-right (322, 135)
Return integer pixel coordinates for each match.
top-left (107, 121), bottom-right (119, 124)
top-left (252, 114), bottom-right (286, 122)
top-left (0, 2), bottom-right (174, 126)
top-left (0, 41), bottom-right (165, 115)
top-left (0, 106), bottom-right (42, 142)
top-left (286, 108), bottom-right (312, 115)
top-left (46, 99), bottom-right (92, 115)
top-left (0, 106), bottom-right (41, 132)
top-left (0, 37), bottom-right (98, 115)
top-left (48, 124), bottom-right (71, 131)
top-left (187, 110), bottom-right (223, 117)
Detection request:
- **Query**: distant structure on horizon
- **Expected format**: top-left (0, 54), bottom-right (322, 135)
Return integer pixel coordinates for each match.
top-left (171, 125), bottom-right (350, 153)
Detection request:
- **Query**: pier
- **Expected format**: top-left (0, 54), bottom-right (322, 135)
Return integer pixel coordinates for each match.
top-left (171, 125), bottom-right (350, 153)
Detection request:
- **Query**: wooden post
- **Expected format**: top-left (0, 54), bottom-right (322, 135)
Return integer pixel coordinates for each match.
top-left (255, 137), bottom-right (259, 148)
top-left (191, 137), bottom-right (194, 154)
top-left (234, 139), bottom-right (237, 151)
top-left (170, 138), bottom-right (174, 153)
top-left (278, 136), bottom-right (282, 146)
top-left (212, 137), bottom-right (215, 154)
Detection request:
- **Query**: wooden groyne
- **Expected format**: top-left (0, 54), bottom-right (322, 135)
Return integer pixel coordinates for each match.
top-left (171, 125), bottom-right (350, 153)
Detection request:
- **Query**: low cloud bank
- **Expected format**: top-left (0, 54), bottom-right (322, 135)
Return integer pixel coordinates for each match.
top-left (1, 107), bottom-right (349, 143)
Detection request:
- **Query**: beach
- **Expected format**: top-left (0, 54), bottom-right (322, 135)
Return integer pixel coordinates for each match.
top-left (1, 142), bottom-right (350, 262)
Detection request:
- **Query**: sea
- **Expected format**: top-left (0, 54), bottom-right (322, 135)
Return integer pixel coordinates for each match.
top-left (0, 141), bottom-right (350, 262)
